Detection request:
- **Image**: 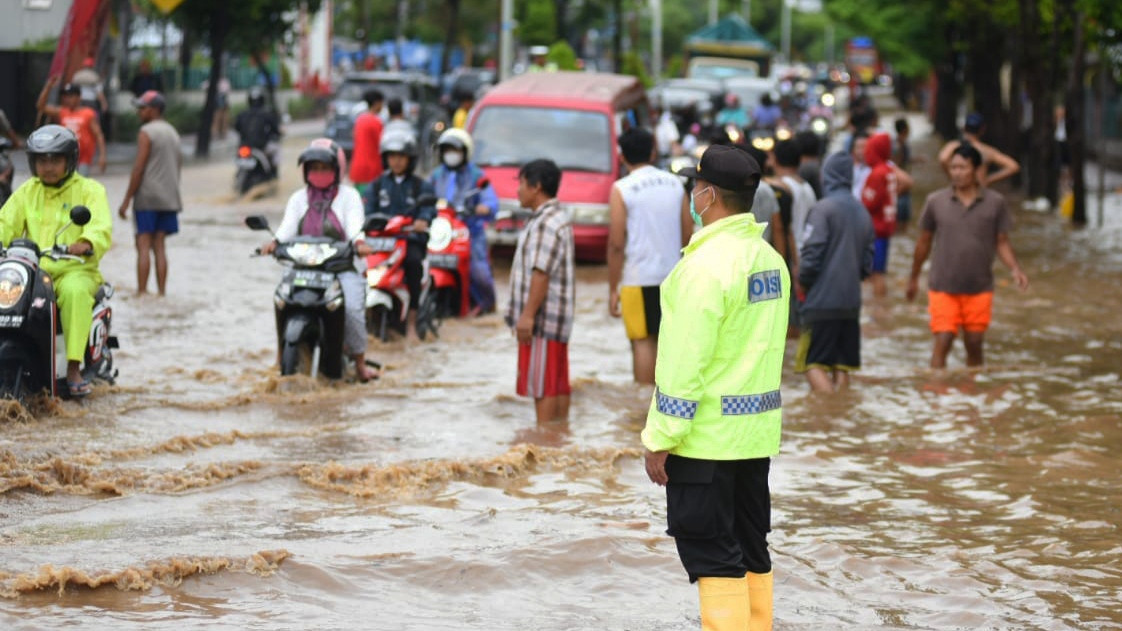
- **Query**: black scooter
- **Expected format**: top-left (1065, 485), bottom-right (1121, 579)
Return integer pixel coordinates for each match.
top-left (246, 215), bottom-right (352, 379)
top-left (234, 144), bottom-right (277, 195)
top-left (0, 206), bottom-right (118, 402)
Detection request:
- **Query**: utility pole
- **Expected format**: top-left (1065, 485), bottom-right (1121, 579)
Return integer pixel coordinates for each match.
top-left (780, 0), bottom-right (791, 62)
top-left (651, 0), bottom-right (662, 80)
top-left (709, 0), bottom-right (717, 25)
top-left (500, 0), bottom-right (514, 81)
top-left (743, 0), bottom-right (750, 24)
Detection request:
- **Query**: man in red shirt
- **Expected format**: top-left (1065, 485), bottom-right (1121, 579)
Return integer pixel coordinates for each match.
top-left (36, 77), bottom-right (106, 176)
top-left (348, 89), bottom-right (384, 193)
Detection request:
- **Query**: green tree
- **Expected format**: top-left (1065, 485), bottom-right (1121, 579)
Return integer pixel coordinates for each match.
top-left (148, 0), bottom-right (322, 156)
top-left (519, 0), bottom-right (557, 45)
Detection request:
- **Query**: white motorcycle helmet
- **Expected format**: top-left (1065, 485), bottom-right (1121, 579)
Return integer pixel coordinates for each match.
top-left (436, 128), bottom-right (474, 168)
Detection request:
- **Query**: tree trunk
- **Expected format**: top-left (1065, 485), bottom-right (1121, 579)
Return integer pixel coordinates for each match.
top-left (440, 0), bottom-right (461, 76)
top-left (612, 0), bottom-right (622, 73)
top-left (195, 3), bottom-right (229, 158)
top-left (1065, 6), bottom-right (1087, 225)
top-left (178, 27), bottom-right (192, 91)
top-left (933, 26), bottom-right (961, 141)
top-left (969, 24), bottom-right (1010, 152)
top-left (1019, 0), bottom-right (1053, 200)
top-left (1008, 37), bottom-right (1025, 189)
top-left (554, 0), bottom-right (569, 43)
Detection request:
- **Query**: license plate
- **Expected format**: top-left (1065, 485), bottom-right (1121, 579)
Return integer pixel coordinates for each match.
top-left (291, 269), bottom-right (333, 289)
top-left (429, 253), bottom-right (458, 269)
top-left (366, 236), bottom-right (397, 252)
top-left (236, 158), bottom-right (257, 168)
top-left (0, 314), bottom-right (24, 328)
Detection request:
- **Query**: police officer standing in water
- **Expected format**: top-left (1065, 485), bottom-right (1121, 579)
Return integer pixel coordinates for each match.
top-left (642, 145), bottom-right (790, 630)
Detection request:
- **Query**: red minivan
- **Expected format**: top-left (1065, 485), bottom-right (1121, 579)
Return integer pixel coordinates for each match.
top-left (466, 72), bottom-right (649, 262)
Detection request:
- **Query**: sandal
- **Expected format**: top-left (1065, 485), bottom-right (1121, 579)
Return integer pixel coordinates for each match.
top-left (67, 379), bottom-right (93, 398)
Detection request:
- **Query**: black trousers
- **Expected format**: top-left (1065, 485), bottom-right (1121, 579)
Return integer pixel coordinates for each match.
top-left (404, 238), bottom-right (426, 310)
top-left (665, 455), bottom-right (772, 582)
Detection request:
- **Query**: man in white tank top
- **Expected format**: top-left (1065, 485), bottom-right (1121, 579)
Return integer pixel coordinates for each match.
top-left (607, 128), bottom-right (691, 384)
top-left (773, 139), bottom-right (816, 336)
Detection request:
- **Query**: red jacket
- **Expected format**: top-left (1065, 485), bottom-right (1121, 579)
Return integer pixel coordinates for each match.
top-left (349, 112), bottom-right (383, 185)
top-left (861, 132), bottom-right (897, 238)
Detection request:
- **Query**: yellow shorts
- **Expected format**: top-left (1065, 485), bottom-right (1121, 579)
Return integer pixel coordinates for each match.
top-left (620, 286), bottom-right (661, 340)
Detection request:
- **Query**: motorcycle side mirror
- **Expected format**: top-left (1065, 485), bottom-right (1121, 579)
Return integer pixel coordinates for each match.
top-left (69, 206), bottom-right (91, 226)
top-left (363, 214), bottom-right (389, 232)
top-left (475, 177), bottom-right (490, 190)
top-left (245, 215), bottom-right (271, 231)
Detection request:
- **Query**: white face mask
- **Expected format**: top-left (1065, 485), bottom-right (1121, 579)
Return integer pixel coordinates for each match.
top-left (442, 150), bottom-right (464, 168)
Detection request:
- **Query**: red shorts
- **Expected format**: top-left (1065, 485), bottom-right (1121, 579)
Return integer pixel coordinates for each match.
top-left (517, 337), bottom-right (570, 399)
top-left (928, 290), bottom-right (993, 333)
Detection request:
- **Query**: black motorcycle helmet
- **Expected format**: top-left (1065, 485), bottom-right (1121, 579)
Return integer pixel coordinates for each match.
top-left (248, 86), bottom-right (266, 109)
top-left (297, 138), bottom-right (346, 187)
top-left (26, 124), bottom-right (79, 187)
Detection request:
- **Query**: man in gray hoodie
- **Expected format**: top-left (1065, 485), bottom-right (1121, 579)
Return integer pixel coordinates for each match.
top-left (795, 152), bottom-right (875, 393)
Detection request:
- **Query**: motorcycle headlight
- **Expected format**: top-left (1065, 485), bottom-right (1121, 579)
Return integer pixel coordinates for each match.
top-left (0, 263), bottom-right (29, 309)
top-left (287, 243), bottom-right (339, 266)
top-left (811, 118), bottom-right (830, 135)
top-left (821, 93), bottom-right (836, 108)
top-left (367, 266), bottom-right (388, 287)
top-left (428, 216), bottom-right (454, 252)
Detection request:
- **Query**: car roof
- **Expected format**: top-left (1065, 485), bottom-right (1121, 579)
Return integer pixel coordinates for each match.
top-left (483, 71), bottom-right (644, 105)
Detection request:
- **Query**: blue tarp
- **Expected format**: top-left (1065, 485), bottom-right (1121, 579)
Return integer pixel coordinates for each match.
top-left (332, 40), bottom-right (464, 77)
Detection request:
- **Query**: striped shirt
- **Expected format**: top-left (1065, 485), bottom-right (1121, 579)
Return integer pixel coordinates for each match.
top-left (506, 199), bottom-right (575, 342)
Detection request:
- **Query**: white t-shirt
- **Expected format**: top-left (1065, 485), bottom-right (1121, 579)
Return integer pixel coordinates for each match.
top-left (275, 185), bottom-right (365, 244)
top-left (616, 165), bottom-right (685, 287)
top-left (655, 112), bottom-right (680, 156)
top-left (781, 174), bottom-right (816, 250)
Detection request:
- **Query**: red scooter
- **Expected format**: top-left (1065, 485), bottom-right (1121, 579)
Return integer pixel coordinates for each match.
top-left (427, 178), bottom-right (489, 319)
top-left (362, 195), bottom-right (440, 342)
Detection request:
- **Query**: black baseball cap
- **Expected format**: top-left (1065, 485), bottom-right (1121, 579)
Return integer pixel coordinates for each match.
top-left (676, 144), bottom-right (761, 193)
top-left (60, 83), bottom-right (81, 96)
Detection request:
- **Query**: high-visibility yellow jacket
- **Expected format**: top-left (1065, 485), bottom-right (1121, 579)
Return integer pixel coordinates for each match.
top-left (0, 174), bottom-right (112, 279)
top-left (641, 212), bottom-right (790, 460)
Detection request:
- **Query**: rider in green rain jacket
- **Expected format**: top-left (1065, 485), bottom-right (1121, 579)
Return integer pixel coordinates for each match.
top-left (0, 125), bottom-right (112, 395)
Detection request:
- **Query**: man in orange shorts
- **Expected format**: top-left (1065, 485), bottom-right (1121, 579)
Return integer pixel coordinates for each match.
top-left (907, 143), bottom-right (1029, 368)
top-left (506, 159), bottom-right (574, 423)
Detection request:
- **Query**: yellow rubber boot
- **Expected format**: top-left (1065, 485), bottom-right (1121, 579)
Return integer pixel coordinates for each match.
top-left (745, 571), bottom-right (774, 631)
top-left (697, 576), bottom-right (750, 630)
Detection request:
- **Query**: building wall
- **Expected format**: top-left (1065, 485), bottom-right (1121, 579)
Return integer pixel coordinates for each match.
top-left (0, 0), bottom-right (69, 50)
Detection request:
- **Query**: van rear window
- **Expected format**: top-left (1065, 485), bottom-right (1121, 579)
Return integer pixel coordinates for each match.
top-left (472, 106), bottom-right (612, 173)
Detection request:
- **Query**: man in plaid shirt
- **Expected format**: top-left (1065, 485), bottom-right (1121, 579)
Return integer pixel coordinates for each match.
top-left (506, 159), bottom-right (574, 423)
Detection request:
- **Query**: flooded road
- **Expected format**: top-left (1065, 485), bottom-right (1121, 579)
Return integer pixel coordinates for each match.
top-left (1, 121), bottom-right (1121, 630)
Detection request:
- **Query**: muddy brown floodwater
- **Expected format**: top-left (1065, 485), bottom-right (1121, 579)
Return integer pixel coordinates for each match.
top-left (2, 119), bottom-right (1121, 630)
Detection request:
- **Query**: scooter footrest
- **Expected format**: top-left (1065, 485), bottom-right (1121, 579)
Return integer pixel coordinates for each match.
top-left (108, 336), bottom-right (120, 349)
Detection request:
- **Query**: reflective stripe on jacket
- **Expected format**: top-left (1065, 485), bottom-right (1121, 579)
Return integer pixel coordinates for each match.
top-left (641, 212), bottom-right (789, 460)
